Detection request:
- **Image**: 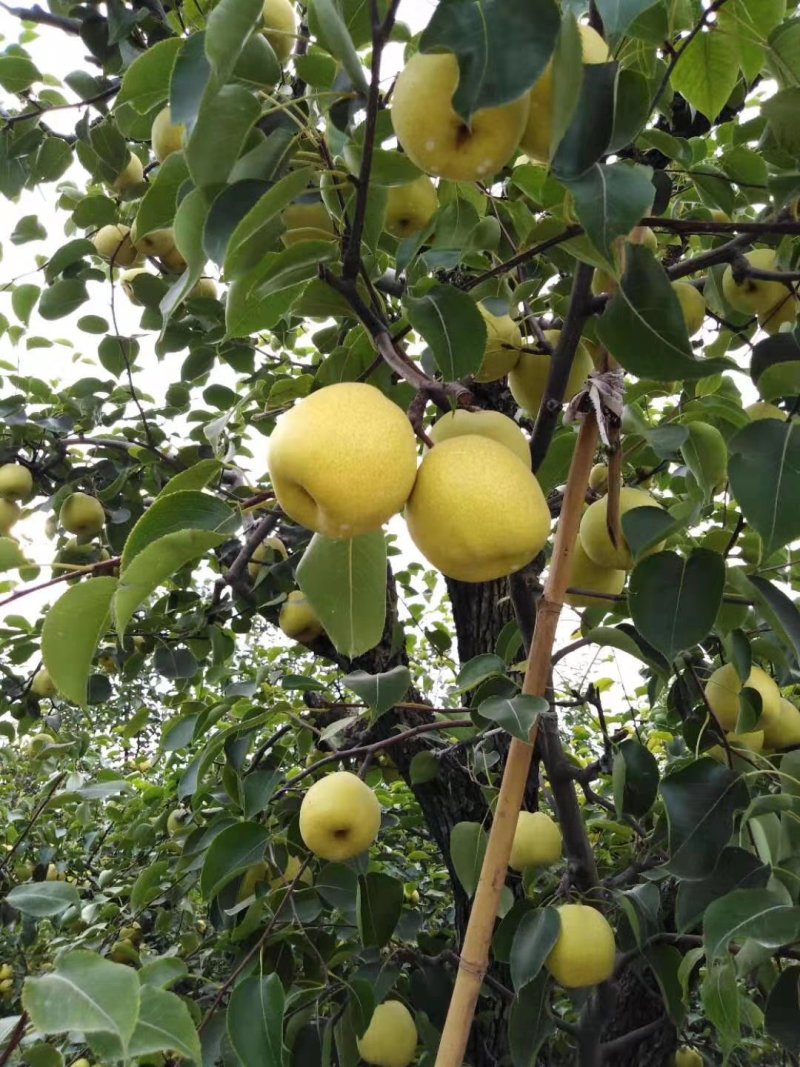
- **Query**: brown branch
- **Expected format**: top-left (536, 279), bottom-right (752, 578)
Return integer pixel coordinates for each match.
top-left (600, 1018), bottom-right (664, 1058)
top-left (0, 1013), bottom-right (28, 1067)
top-left (666, 231), bottom-right (754, 281)
top-left (649, 0), bottom-right (733, 115)
top-left (0, 0), bottom-right (80, 32)
top-left (2, 81), bottom-right (119, 128)
top-left (273, 718), bottom-right (474, 797)
top-left (463, 226), bottom-right (583, 292)
top-left (0, 557), bottom-right (120, 610)
top-left (529, 261), bottom-right (595, 472)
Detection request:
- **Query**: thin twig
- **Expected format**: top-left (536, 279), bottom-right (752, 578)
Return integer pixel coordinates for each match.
top-left (0, 774), bottom-right (67, 878)
top-left (0, 557), bottom-right (119, 610)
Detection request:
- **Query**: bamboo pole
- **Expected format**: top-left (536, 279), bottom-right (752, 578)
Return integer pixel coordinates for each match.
top-left (435, 411), bottom-right (599, 1067)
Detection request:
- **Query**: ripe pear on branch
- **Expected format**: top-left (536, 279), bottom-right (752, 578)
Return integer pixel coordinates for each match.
top-left (299, 771), bottom-right (381, 862)
top-left (428, 409), bottom-right (530, 468)
top-left (545, 903), bottom-right (616, 988)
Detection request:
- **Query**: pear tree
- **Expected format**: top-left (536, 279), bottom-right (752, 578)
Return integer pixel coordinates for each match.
top-left (1, 0), bottom-right (800, 1064)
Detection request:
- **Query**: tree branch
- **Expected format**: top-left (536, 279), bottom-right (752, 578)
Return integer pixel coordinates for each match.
top-left (0, 0), bottom-right (80, 32)
top-left (529, 261), bottom-right (594, 472)
top-left (0, 557), bottom-right (119, 610)
top-left (649, 0), bottom-right (733, 115)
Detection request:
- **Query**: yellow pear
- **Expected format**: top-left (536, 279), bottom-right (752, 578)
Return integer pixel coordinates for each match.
top-left (405, 436), bottom-right (550, 582)
top-left (763, 697), bottom-right (800, 750)
top-left (428, 409), bottom-right (530, 468)
top-left (247, 536), bottom-right (288, 582)
top-left (31, 669), bottom-right (57, 698)
top-left (356, 1000), bottom-right (418, 1067)
top-left (588, 463), bottom-right (608, 493)
top-left (59, 492), bottom-right (105, 536)
top-left (545, 903), bottom-right (616, 988)
top-left (160, 244), bottom-right (188, 273)
top-left (674, 1047), bottom-right (703, 1067)
top-left (279, 590), bottom-right (323, 643)
top-left (268, 383), bottom-right (418, 538)
top-left (707, 730), bottom-right (764, 762)
top-left (703, 662), bottom-right (781, 733)
top-left (0, 498), bottom-right (20, 534)
top-left (151, 106), bottom-right (186, 162)
top-left (385, 174), bottom-right (438, 238)
top-left (91, 224), bottom-right (141, 267)
top-left (166, 808), bottom-right (189, 836)
top-left (189, 277), bottom-right (218, 300)
top-left (579, 486), bottom-right (665, 570)
top-left (111, 153), bottom-right (144, 194)
top-left (473, 304), bottom-right (523, 382)
top-left (509, 811), bottom-right (562, 871)
top-left (672, 281), bottom-right (706, 337)
top-left (119, 267), bottom-right (151, 305)
top-left (0, 463), bottom-right (33, 501)
top-left (270, 854), bottom-right (312, 889)
top-left (746, 401), bottom-right (785, 422)
top-left (508, 329), bottom-right (593, 415)
top-left (591, 228), bottom-right (658, 295)
top-left (722, 249), bottom-right (789, 318)
top-left (759, 290), bottom-right (798, 335)
top-left (237, 861), bottom-right (269, 902)
top-left (280, 202), bottom-right (335, 246)
top-left (262, 0), bottom-right (296, 62)
top-left (520, 25), bottom-right (609, 163)
top-left (299, 770), bottom-right (381, 861)
top-left (133, 227), bottom-right (176, 259)
top-left (391, 52), bottom-right (529, 182)
top-left (564, 540), bottom-right (626, 609)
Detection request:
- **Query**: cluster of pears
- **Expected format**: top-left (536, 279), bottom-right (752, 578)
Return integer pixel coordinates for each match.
top-left (390, 24), bottom-right (611, 182)
top-left (0, 462), bottom-right (33, 535)
top-left (722, 249), bottom-right (798, 334)
top-left (704, 662), bottom-right (800, 756)
top-left (268, 381), bottom-right (553, 583)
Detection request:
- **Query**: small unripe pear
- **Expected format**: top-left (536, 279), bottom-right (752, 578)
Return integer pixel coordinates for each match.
top-left (0, 463), bottom-right (33, 501)
top-left (262, 0), bottom-right (297, 62)
top-left (0, 499), bottom-right (20, 534)
top-left (279, 590), bottom-right (323, 643)
top-left (133, 227), bottom-right (176, 259)
top-left (151, 107), bottom-right (186, 162)
top-left (111, 153), bottom-right (144, 194)
top-left (31, 669), bottom-right (57, 698)
top-left (59, 493), bottom-right (105, 536)
top-left (189, 277), bottom-right (218, 300)
top-left (92, 224), bottom-right (141, 267)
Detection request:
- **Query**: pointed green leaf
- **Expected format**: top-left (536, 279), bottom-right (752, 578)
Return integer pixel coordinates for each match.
top-left (223, 166), bottom-right (313, 278)
top-left (41, 577), bottom-right (117, 706)
top-left (765, 966), bottom-right (800, 1054)
top-left (672, 29), bottom-right (742, 122)
top-left (157, 459), bottom-right (223, 497)
top-left (510, 907), bottom-right (560, 992)
top-left (704, 888), bottom-right (800, 960)
top-left (114, 529), bottom-right (227, 635)
top-left (129, 985), bottom-right (201, 1064)
top-left (564, 162), bottom-right (655, 265)
top-left (22, 951), bottom-right (140, 1057)
top-left (200, 821), bottom-right (270, 900)
top-left (729, 419), bottom-right (800, 557)
top-left (227, 975), bottom-right (285, 1067)
top-left (6, 882), bottom-right (79, 918)
top-left (404, 284), bottom-right (487, 380)
top-left (121, 490), bottom-right (237, 569)
top-left (595, 0), bottom-right (660, 37)
top-left (477, 694), bottom-right (547, 742)
top-left (204, 0), bottom-right (265, 89)
top-left (628, 549), bottom-right (725, 660)
top-left (342, 665), bottom-right (411, 717)
top-left (357, 872), bottom-right (403, 949)
top-left (186, 84), bottom-right (260, 189)
top-left (307, 0), bottom-right (368, 94)
top-left (296, 531), bottom-right (387, 659)
top-left (450, 821), bottom-right (487, 898)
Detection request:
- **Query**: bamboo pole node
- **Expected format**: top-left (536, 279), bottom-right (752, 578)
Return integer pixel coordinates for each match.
top-left (455, 956), bottom-right (487, 979)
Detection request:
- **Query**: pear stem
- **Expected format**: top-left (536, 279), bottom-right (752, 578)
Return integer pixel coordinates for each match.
top-left (434, 409), bottom-right (599, 1067)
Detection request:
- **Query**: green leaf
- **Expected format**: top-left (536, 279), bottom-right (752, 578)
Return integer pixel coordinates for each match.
top-left (450, 821), bottom-right (487, 897)
top-left (404, 284), bottom-right (486, 380)
top-left (419, 0), bottom-right (560, 120)
top-left (186, 84), bottom-right (261, 188)
top-left (729, 419), bottom-right (800, 557)
top-left (660, 758), bottom-right (749, 880)
top-left (564, 162), bottom-right (655, 265)
top-left (582, 625), bottom-right (669, 678)
top-left (130, 861), bottom-right (169, 913)
top-left (158, 459), bottom-right (223, 497)
top-left (307, 0), bottom-right (368, 94)
top-left (671, 28), bottom-right (740, 121)
top-left (12, 283), bottom-right (40, 326)
top-left (0, 537), bottom-right (28, 572)
top-left (409, 750), bottom-right (440, 785)
top-left (200, 821), bottom-right (270, 900)
top-left (680, 422), bottom-right (728, 502)
top-left (750, 333), bottom-right (800, 402)
top-left (702, 959), bottom-right (740, 1056)
top-left (296, 532), bottom-right (387, 659)
top-left (357, 872), bottom-right (403, 948)
top-left (595, 0), bottom-right (660, 37)
top-left (115, 38), bottom-right (181, 121)
top-left (704, 888), bottom-right (800, 961)
top-left (0, 56), bottom-right (41, 93)
top-left (596, 245), bottom-right (732, 381)
top-left (41, 577), bottom-right (117, 707)
top-left (132, 151), bottom-right (190, 243)
top-left (552, 63), bottom-right (617, 180)
top-left (548, 14), bottom-right (583, 159)
top-left (628, 549), bottom-right (724, 661)
top-left (454, 653), bottom-right (508, 693)
top-left (121, 490), bottom-right (237, 569)
top-left (227, 974), bottom-right (284, 1067)
top-left (342, 666), bottom-right (411, 717)
top-left (508, 974), bottom-right (553, 1067)
top-left (222, 167), bottom-right (313, 277)
top-left (509, 907), bottom-right (560, 992)
top-left (170, 32), bottom-right (211, 129)
top-left (38, 279), bottom-right (87, 321)
top-left (477, 694), bottom-right (546, 742)
top-left (612, 739), bottom-right (659, 819)
top-left (746, 576), bottom-right (800, 665)
top-left (129, 986), bottom-right (201, 1065)
top-left (6, 882), bottom-right (79, 918)
top-left (609, 69), bottom-right (652, 152)
top-left (765, 966), bottom-right (800, 1054)
top-left (22, 951), bottom-right (140, 1059)
top-left (138, 958), bottom-right (188, 990)
top-left (114, 529), bottom-right (227, 635)
top-left (204, 0), bottom-right (264, 89)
